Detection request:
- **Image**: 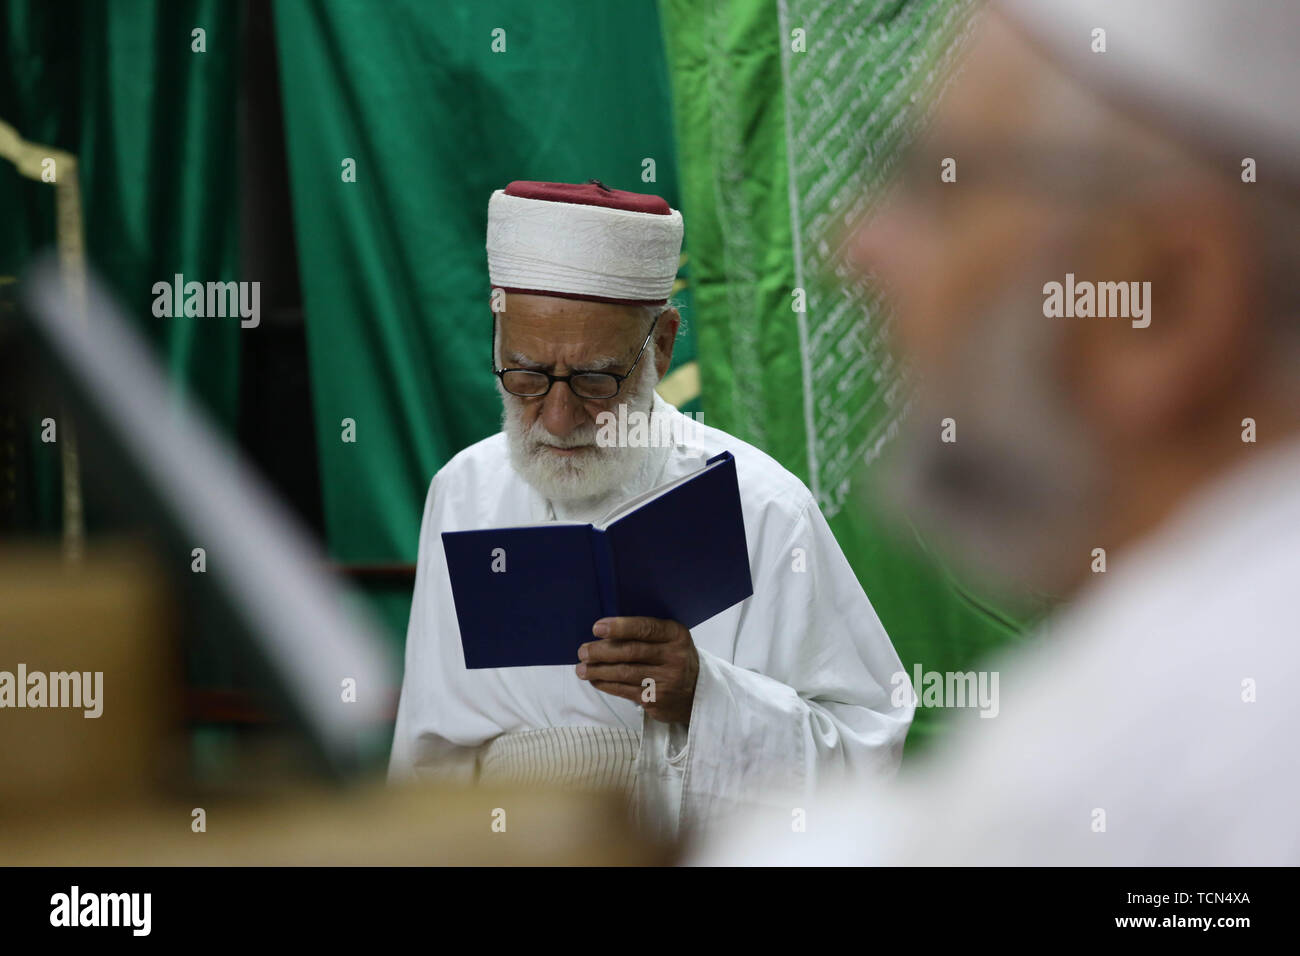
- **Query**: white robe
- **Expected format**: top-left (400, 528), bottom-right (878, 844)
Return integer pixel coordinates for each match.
top-left (699, 438), bottom-right (1300, 864)
top-left (388, 392), bottom-right (913, 836)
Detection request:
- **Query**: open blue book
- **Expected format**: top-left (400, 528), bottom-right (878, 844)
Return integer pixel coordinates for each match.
top-left (442, 450), bottom-right (753, 669)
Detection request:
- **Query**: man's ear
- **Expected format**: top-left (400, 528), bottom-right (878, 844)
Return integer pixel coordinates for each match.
top-left (1065, 183), bottom-right (1255, 447)
top-left (654, 309), bottom-right (681, 379)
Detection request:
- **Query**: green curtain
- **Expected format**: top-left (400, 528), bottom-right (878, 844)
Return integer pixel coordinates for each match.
top-left (660, 0), bottom-right (1033, 751)
top-left (273, 0), bottom-right (696, 648)
top-left (0, 0), bottom-right (242, 533)
top-left (0, 0), bottom-right (243, 428)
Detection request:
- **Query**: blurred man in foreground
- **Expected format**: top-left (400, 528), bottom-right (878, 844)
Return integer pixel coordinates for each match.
top-left (706, 0), bottom-right (1300, 863)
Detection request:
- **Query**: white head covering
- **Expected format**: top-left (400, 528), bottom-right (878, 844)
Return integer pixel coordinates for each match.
top-left (997, 0), bottom-right (1300, 179)
top-left (486, 180), bottom-right (684, 305)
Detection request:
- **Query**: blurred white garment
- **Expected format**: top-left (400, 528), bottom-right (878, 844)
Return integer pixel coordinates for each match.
top-left (697, 439), bottom-right (1300, 864)
top-left (389, 391), bottom-right (913, 838)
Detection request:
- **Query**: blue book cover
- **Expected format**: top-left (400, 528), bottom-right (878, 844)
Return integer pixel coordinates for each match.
top-left (442, 451), bottom-right (753, 669)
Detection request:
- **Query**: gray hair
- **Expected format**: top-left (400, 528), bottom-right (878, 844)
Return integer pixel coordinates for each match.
top-left (640, 297), bottom-right (683, 347)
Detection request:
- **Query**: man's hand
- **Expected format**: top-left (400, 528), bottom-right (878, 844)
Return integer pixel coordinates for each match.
top-left (576, 617), bottom-right (699, 726)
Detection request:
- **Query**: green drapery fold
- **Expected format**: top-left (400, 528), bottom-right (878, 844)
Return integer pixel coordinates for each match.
top-left (660, 0), bottom-right (1031, 750)
top-left (1, 0), bottom-right (242, 533)
top-left (1, 0), bottom-right (243, 428)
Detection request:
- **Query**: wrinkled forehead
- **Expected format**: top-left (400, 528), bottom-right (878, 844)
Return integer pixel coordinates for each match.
top-left (498, 293), bottom-right (647, 367)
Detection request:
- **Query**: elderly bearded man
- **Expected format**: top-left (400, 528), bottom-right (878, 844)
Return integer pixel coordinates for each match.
top-left (388, 180), bottom-right (912, 836)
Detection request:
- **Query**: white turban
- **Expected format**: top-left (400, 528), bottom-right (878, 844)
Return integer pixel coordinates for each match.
top-left (486, 180), bottom-right (684, 305)
top-left (997, 0), bottom-right (1300, 178)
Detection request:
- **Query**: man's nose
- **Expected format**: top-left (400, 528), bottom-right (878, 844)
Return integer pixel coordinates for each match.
top-left (539, 379), bottom-right (588, 436)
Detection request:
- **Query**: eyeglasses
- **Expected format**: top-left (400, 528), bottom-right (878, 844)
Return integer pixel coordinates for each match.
top-left (492, 314), bottom-right (659, 400)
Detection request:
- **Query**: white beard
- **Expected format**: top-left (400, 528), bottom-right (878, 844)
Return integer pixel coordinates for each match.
top-left (499, 347), bottom-right (659, 512)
